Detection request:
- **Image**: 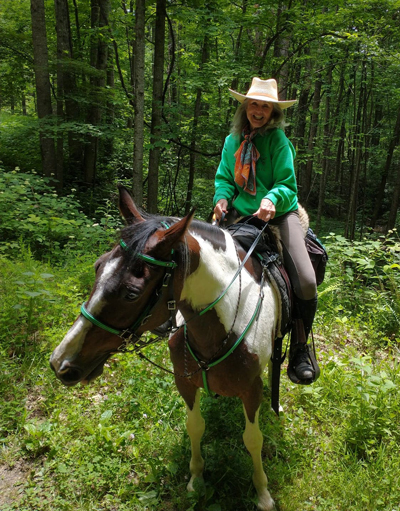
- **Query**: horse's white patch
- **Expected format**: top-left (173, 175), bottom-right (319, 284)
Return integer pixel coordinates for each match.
top-left (181, 232), bottom-right (277, 369)
top-left (50, 316), bottom-right (92, 368)
top-left (88, 256), bottom-right (122, 315)
top-left (50, 257), bottom-right (121, 369)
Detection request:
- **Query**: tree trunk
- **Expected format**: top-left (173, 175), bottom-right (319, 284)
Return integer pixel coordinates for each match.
top-left (225, 0), bottom-right (248, 128)
top-left (132, 0), bottom-right (145, 206)
top-left (273, 2), bottom-right (290, 97)
top-left (83, 0), bottom-right (110, 185)
top-left (346, 62), bottom-right (366, 240)
top-left (147, 0), bottom-right (166, 213)
top-left (185, 37), bottom-right (208, 215)
top-left (22, 95), bottom-right (27, 115)
top-left (295, 49), bottom-right (311, 201)
top-left (371, 104), bottom-right (400, 228)
top-left (54, 0), bottom-right (69, 189)
top-left (334, 68), bottom-right (351, 218)
top-left (102, 52), bottom-right (115, 157)
top-left (316, 65), bottom-right (333, 233)
top-left (388, 162), bottom-right (400, 231)
top-left (303, 76), bottom-right (322, 206)
top-left (55, 0), bottom-right (82, 181)
top-left (30, 0), bottom-right (56, 178)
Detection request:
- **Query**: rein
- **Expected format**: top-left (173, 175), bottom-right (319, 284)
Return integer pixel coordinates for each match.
top-left (80, 220), bottom-right (269, 394)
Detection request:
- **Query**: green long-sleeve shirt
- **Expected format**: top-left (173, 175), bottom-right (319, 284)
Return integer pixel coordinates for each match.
top-left (213, 128), bottom-right (298, 218)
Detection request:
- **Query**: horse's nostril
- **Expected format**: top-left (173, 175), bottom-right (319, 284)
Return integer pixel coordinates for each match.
top-left (58, 361), bottom-right (82, 384)
top-left (59, 360), bottom-right (72, 375)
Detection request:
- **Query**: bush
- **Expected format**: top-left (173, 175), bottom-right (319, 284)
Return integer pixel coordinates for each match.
top-left (319, 231), bottom-right (400, 343)
top-left (0, 113), bottom-right (42, 172)
top-left (0, 168), bottom-right (120, 261)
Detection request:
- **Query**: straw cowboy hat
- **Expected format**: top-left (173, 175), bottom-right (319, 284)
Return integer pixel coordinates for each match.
top-left (229, 77), bottom-right (296, 109)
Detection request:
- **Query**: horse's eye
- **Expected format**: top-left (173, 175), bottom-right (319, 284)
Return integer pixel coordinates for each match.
top-left (125, 290), bottom-right (139, 302)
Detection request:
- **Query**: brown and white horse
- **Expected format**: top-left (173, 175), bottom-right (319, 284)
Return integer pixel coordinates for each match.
top-left (50, 186), bottom-right (280, 511)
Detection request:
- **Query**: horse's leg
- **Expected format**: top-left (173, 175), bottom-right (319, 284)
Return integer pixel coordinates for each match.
top-left (242, 379), bottom-right (275, 511)
top-left (185, 387), bottom-right (205, 491)
top-left (169, 330), bottom-right (205, 491)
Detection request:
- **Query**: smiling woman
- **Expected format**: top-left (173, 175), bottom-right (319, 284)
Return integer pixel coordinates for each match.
top-left (213, 77), bottom-right (320, 386)
top-left (246, 100), bottom-right (274, 130)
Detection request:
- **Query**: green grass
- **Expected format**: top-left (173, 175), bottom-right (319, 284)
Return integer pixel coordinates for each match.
top-left (1, 246), bottom-right (400, 511)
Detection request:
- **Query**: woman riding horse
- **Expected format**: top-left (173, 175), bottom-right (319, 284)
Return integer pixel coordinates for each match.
top-left (213, 77), bottom-right (319, 384)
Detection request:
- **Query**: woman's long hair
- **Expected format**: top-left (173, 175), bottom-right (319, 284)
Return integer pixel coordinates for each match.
top-left (231, 99), bottom-right (286, 138)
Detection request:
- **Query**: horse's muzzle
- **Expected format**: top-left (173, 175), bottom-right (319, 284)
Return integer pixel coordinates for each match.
top-left (50, 359), bottom-right (84, 386)
top-left (50, 357), bottom-right (107, 386)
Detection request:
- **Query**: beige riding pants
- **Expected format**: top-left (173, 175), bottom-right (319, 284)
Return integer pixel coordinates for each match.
top-left (270, 210), bottom-right (317, 301)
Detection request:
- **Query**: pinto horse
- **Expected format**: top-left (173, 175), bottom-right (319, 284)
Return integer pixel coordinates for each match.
top-left (50, 186), bottom-right (281, 511)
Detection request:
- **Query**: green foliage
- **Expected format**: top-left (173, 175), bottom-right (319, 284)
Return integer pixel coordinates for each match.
top-left (344, 356), bottom-right (398, 460)
top-left (319, 231), bottom-right (400, 342)
top-left (0, 168), bottom-right (120, 260)
top-left (0, 114), bottom-right (41, 172)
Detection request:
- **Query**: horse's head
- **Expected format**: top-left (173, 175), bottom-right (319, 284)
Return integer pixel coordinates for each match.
top-left (50, 186), bottom-right (194, 386)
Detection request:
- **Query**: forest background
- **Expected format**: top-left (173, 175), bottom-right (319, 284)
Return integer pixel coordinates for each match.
top-left (1, 0), bottom-right (400, 236)
top-left (1, 1), bottom-right (400, 511)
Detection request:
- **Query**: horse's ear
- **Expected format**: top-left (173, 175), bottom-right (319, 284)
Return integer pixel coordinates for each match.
top-left (150, 209), bottom-right (196, 258)
top-left (118, 185), bottom-right (145, 224)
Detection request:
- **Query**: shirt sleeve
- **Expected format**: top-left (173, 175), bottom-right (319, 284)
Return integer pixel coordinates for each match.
top-left (213, 136), bottom-right (237, 208)
top-left (263, 130), bottom-right (297, 215)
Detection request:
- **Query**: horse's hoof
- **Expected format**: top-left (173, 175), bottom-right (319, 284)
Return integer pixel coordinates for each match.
top-left (257, 491), bottom-right (275, 511)
top-left (186, 475), bottom-right (204, 492)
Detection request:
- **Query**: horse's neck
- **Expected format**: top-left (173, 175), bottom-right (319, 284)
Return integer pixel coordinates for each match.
top-left (177, 227), bottom-right (278, 367)
top-left (180, 229), bottom-right (239, 311)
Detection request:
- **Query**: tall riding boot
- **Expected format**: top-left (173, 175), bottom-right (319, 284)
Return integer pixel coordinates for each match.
top-left (287, 295), bottom-right (320, 385)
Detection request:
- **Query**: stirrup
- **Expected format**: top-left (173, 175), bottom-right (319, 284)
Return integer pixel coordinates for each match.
top-left (287, 341), bottom-right (320, 385)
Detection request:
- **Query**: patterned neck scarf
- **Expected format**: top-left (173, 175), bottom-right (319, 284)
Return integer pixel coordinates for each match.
top-left (234, 127), bottom-right (260, 196)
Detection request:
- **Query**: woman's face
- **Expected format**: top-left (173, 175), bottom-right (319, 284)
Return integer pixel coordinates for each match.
top-left (246, 100), bottom-right (273, 130)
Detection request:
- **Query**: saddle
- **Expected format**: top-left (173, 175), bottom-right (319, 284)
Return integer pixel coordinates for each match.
top-left (226, 218), bottom-right (293, 339)
top-left (214, 213), bottom-right (327, 415)
top-left (224, 215), bottom-right (328, 337)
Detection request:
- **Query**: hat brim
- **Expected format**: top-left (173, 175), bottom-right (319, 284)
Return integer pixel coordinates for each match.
top-left (229, 89), bottom-right (296, 109)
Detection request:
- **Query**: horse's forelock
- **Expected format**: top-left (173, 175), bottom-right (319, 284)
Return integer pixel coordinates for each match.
top-left (119, 215), bottom-right (178, 266)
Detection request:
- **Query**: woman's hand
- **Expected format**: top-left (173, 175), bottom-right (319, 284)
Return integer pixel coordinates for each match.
top-left (213, 199), bottom-right (228, 221)
top-left (253, 198), bottom-right (276, 222)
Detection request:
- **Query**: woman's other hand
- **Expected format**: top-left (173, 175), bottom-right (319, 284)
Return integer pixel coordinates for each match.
top-left (213, 199), bottom-right (228, 221)
top-left (253, 198), bottom-right (276, 222)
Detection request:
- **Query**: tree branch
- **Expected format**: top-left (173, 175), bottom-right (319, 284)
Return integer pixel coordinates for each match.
top-left (109, 27), bottom-right (134, 107)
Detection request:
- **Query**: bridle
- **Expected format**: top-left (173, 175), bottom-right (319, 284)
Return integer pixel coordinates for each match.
top-left (80, 235), bottom-right (178, 353)
top-left (79, 220), bottom-right (269, 393)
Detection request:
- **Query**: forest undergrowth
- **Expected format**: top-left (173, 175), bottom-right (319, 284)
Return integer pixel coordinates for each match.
top-left (1, 174), bottom-right (400, 511)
